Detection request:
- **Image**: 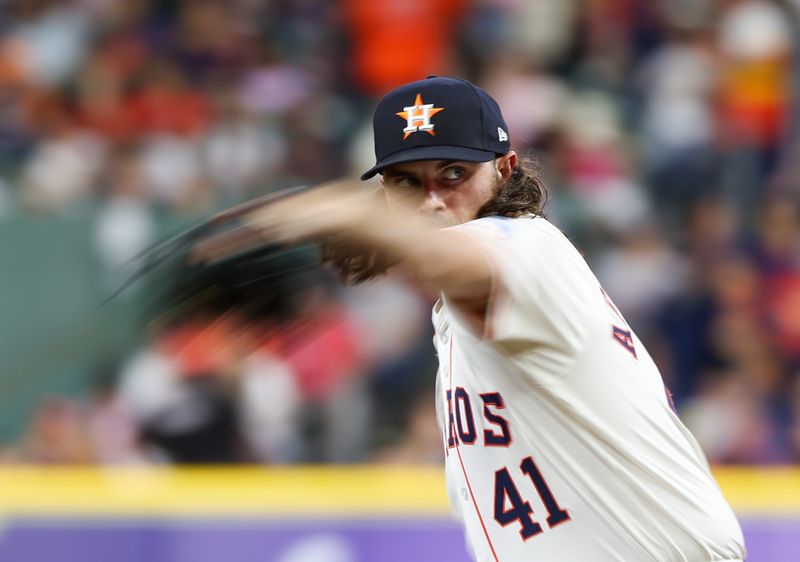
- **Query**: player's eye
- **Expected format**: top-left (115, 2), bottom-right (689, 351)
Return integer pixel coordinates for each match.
top-left (390, 176), bottom-right (418, 188)
top-left (440, 166), bottom-right (465, 181)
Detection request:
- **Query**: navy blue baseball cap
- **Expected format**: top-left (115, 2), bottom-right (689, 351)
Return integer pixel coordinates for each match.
top-left (360, 76), bottom-right (511, 180)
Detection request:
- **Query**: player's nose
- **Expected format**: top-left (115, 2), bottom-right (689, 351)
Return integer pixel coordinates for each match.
top-left (418, 185), bottom-right (446, 215)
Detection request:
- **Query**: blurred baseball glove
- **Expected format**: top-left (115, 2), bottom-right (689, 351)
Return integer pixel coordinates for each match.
top-left (111, 186), bottom-right (327, 325)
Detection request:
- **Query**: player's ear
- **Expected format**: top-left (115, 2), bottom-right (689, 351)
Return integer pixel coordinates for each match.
top-left (496, 151), bottom-right (517, 182)
top-left (378, 175), bottom-right (391, 200)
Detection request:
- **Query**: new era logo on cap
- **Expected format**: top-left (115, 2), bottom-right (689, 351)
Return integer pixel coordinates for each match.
top-left (361, 76), bottom-right (511, 180)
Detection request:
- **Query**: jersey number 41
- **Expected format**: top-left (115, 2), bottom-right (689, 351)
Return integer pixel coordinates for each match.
top-left (494, 455), bottom-right (571, 540)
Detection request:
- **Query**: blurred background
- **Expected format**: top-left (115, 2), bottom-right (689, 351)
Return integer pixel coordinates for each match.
top-left (0, 0), bottom-right (799, 561)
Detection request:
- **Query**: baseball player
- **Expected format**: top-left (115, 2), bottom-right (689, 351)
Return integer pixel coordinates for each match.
top-left (234, 76), bottom-right (747, 561)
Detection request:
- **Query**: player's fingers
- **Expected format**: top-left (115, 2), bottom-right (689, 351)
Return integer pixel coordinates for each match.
top-left (243, 180), bottom-right (386, 243)
top-left (190, 226), bottom-right (267, 263)
top-left (245, 191), bottom-right (343, 240)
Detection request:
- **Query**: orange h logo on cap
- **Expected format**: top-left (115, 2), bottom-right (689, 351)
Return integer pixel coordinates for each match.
top-left (396, 93), bottom-right (445, 139)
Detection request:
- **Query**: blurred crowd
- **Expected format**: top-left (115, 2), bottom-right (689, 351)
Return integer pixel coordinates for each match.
top-left (1, 0), bottom-right (800, 466)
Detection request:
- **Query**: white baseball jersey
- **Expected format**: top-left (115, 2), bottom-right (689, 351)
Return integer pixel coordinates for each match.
top-left (432, 216), bottom-right (746, 562)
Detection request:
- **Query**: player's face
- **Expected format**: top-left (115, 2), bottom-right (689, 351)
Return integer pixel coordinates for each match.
top-left (381, 153), bottom-right (517, 226)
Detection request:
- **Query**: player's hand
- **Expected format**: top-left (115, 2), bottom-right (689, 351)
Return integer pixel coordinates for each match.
top-left (244, 179), bottom-right (389, 243)
top-left (187, 180), bottom-right (386, 264)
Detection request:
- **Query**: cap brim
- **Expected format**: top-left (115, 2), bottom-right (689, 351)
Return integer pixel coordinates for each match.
top-left (360, 146), bottom-right (497, 180)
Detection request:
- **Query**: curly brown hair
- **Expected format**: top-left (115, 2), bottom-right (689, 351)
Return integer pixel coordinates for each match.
top-left (319, 156), bottom-right (547, 284)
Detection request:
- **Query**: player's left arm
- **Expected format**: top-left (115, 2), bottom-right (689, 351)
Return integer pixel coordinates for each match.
top-left (241, 180), bottom-right (494, 310)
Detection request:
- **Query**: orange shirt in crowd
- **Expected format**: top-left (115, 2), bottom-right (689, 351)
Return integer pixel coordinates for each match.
top-left (717, 56), bottom-right (791, 147)
top-left (342, 0), bottom-right (466, 96)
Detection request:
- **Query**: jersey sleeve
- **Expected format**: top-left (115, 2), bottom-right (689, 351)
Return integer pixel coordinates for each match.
top-left (449, 217), bottom-right (593, 368)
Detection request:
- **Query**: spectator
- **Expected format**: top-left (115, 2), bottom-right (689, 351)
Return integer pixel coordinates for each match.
top-left (341, 0), bottom-right (467, 96)
top-left (11, 396), bottom-right (95, 464)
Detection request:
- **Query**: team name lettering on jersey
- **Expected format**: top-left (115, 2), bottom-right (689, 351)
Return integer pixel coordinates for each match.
top-left (447, 388), bottom-right (512, 448)
top-left (601, 286), bottom-right (639, 359)
top-left (612, 326), bottom-right (637, 358)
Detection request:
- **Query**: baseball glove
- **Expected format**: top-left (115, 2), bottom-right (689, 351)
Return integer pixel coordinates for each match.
top-left (111, 186), bottom-right (327, 325)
